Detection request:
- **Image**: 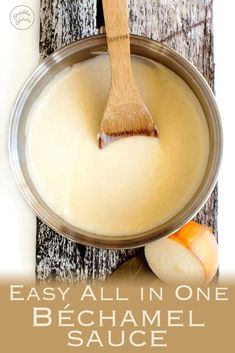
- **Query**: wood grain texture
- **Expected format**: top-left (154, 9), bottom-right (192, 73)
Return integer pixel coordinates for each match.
top-left (37, 0), bottom-right (217, 281)
top-left (100, 0), bottom-right (157, 142)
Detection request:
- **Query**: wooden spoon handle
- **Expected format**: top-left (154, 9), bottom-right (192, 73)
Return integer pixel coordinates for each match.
top-left (102, 0), bottom-right (134, 97)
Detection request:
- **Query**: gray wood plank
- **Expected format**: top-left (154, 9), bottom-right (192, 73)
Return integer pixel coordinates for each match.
top-left (36, 0), bottom-right (217, 281)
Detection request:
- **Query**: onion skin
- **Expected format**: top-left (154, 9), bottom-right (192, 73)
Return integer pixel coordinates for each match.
top-left (170, 221), bottom-right (218, 284)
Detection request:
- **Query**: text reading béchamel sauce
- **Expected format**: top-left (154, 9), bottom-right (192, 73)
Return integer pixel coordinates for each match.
top-left (9, 285), bottom-right (229, 348)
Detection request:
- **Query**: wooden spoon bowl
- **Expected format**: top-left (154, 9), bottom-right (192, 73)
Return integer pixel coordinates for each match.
top-left (99, 0), bottom-right (158, 148)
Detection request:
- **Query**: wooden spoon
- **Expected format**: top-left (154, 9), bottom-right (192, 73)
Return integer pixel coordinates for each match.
top-left (98, 0), bottom-right (158, 148)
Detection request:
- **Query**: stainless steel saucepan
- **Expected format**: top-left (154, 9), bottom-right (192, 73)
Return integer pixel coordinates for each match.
top-left (9, 35), bottom-right (222, 248)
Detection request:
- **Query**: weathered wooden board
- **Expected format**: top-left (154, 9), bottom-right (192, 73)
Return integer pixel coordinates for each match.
top-left (37, 0), bottom-right (217, 281)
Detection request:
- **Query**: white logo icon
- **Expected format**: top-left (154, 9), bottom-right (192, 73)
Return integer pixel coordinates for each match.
top-left (10, 5), bottom-right (35, 30)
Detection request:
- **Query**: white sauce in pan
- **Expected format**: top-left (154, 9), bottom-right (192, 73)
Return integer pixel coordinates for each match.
top-left (26, 54), bottom-right (209, 236)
